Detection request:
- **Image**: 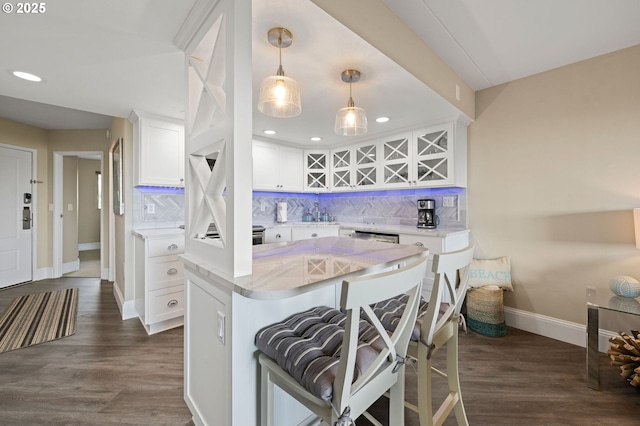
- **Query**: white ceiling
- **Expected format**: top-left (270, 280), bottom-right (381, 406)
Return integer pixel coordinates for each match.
top-left (1, 0), bottom-right (639, 145)
top-left (385, 0), bottom-right (640, 91)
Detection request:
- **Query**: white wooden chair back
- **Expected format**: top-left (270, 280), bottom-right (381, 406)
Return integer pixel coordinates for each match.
top-left (332, 256), bottom-right (428, 419)
top-left (420, 245), bottom-right (475, 348)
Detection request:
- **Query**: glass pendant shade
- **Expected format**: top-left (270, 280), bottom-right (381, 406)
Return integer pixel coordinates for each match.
top-left (334, 69), bottom-right (367, 136)
top-left (257, 27), bottom-right (301, 118)
top-left (258, 73), bottom-right (302, 118)
top-left (334, 103), bottom-right (368, 136)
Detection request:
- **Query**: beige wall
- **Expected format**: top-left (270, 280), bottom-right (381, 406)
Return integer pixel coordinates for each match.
top-left (0, 118), bottom-right (49, 269)
top-left (62, 156), bottom-right (79, 263)
top-left (110, 117), bottom-right (134, 300)
top-left (48, 129), bottom-right (111, 271)
top-left (0, 120), bottom-right (111, 273)
top-left (468, 44), bottom-right (640, 325)
top-left (77, 158), bottom-right (101, 244)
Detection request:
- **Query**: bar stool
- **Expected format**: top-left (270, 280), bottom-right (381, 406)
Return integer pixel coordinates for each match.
top-left (255, 257), bottom-right (428, 426)
top-left (372, 245), bottom-right (475, 426)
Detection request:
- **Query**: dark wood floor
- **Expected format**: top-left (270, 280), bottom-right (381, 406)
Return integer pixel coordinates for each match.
top-left (0, 278), bottom-right (192, 425)
top-left (1, 278), bottom-right (639, 425)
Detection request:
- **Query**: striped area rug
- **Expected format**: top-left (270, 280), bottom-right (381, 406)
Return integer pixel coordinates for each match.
top-left (0, 288), bottom-right (78, 354)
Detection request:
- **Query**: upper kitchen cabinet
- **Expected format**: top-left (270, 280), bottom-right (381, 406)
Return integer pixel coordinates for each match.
top-left (131, 112), bottom-right (185, 187)
top-left (304, 150), bottom-right (329, 192)
top-left (330, 141), bottom-right (379, 191)
top-left (253, 140), bottom-right (303, 192)
top-left (381, 122), bottom-right (467, 188)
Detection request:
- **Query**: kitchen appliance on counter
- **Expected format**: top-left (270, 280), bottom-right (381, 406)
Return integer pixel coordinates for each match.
top-left (205, 223), bottom-right (265, 245)
top-left (417, 199), bottom-right (438, 229)
top-left (276, 202), bottom-right (287, 223)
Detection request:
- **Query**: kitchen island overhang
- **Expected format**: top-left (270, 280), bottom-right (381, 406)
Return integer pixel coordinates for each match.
top-left (181, 236), bottom-right (428, 426)
top-left (181, 236), bottom-right (429, 299)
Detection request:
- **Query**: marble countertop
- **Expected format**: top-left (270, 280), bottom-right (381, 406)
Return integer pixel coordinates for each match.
top-left (181, 236), bottom-right (428, 300)
top-left (264, 221), bottom-right (468, 238)
top-left (132, 228), bottom-right (185, 239)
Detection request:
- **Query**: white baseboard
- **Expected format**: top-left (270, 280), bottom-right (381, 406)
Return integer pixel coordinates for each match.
top-left (504, 306), bottom-right (617, 353)
top-left (78, 242), bottom-right (100, 251)
top-left (34, 267), bottom-right (52, 281)
top-left (62, 258), bottom-right (79, 274)
top-left (101, 268), bottom-right (109, 281)
top-left (112, 281), bottom-right (137, 320)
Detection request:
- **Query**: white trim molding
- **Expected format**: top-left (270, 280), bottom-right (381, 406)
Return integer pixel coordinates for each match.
top-left (112, 281), bottom-right (137, 320)
top-left (504, 306), bottom-right (617, 353)
top-left (34, 267), bottom-right (52, 281)
top-left (78, 242), bottom-right (100, 251)
top-left (62, 258), bottom-right (80, 274)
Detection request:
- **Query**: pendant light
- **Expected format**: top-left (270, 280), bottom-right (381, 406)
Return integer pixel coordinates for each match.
top-left (257, 27), bottom-right (302, 118)
top-left (334, 69), bottom-right (367, 136)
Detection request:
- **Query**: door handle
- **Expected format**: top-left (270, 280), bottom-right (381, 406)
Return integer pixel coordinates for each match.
top-left (22, 207), bottom-right (31, 230)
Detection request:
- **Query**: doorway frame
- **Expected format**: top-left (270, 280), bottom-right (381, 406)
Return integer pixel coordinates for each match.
top-left (0, 142), bottom-right (38, 283)
top-left (52, 151), bottom-right (105, 279)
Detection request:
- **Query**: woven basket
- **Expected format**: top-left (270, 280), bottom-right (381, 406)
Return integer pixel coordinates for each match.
top-left (466, 286), bottom-right (507, 337)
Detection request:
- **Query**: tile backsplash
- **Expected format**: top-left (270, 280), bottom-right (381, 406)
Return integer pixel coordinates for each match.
top-left (133, 186), bottom-right (466, 230)
top-left (133, 187), bottom-right (185, 229)
top-left (252, 188), bottom-right (466, 228)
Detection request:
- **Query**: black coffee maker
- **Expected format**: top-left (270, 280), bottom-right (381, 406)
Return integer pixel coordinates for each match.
top-left (417, 199), bottom-right (438, 229)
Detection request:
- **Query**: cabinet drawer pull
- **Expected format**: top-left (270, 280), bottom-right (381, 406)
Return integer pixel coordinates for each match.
top-left (415, 242), bottom-right (424, 247)
top-left (311, 233), bottom-right (318, 237)
top-left (167, 268), bottom-right (178, 275)
top-left (167, 299), bottom-right (179, 307)
top-left (167, 243), bottom-right (179, 250)
top-left (275, 234), bottom-right (281, 239)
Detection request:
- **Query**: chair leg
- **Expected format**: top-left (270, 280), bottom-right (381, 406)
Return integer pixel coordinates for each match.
top-left (389, 364), bottom-right (406, 425)
top-left (260, 361), bottom-right (275, 426)
top-left (417, 343), bottom-right (435, 426)
top-left (446, 330), bottom-right (469, 426)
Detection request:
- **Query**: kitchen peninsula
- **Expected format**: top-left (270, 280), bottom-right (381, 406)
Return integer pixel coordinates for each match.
top-left (181, 236), bottom-right (428, 426)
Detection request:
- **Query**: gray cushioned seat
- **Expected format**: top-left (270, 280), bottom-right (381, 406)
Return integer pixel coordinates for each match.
top-left (255, 306), bottom-right (385, 402)
top-left (371, 294), bottom-right (448, 341)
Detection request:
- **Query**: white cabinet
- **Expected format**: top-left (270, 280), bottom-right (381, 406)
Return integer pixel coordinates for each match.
top-left (253, 140), bottom-right (303, 192)
top-left (381, 122), bottom-right (467, 188)
top-left (265, 227), bottom-right (292, 243)
top-left (134, 233), bottom-right (185, 335)
top-left (399, 230), bottom-right (470, 301)
top-left (132, 112), bottom-right (185, 187)
top-left (339, 228), bottom-right (355, 238)
top-left (304, 150), bottom-right (329, 192)
top-left (330, 142), bottom-right (379, 191)
top-left (291, 227), bottom-right (339, 240)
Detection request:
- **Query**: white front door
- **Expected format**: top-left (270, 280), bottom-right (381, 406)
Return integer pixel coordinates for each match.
top-left (0, 146), bottom-right (33, 288)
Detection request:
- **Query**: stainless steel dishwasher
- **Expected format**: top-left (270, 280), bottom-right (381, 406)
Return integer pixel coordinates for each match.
top-left (351, 230), bottom-right (399, 244)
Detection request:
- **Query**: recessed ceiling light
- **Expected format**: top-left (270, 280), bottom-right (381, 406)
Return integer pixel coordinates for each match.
top-left (375, 116), bottom-right (390, 123)
top-left (263, 129), bottom-right (277, 135)
top-left (309, 136), bottom-right (322, 142)
top-left (12, 71), bottom-right (43, 82)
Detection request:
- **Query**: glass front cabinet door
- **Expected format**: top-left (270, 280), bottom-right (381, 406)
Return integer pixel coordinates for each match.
top-left (413, 125), bottom-right (453, 186)
top-left (330, 142), bottom-right (379, 191)
top-left (304, 150), bottom-right (329, 192)
top-left (353, 143), bottom-right (378, 189)
top-left (381, 133), bottom-right (412, 187)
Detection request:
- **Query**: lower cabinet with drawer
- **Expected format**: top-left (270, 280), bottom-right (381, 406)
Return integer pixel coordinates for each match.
top-left (134, 233), bottom-right (185, 335)
top-left (264, 227), bottom-right (292, 243)
top-left (399, 230), bottom-right (470, 302)
top-left (291, 227), bottom-right (339, 240)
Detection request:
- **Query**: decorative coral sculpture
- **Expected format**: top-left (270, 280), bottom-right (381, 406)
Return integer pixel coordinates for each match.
top-left (608, 331), bottom-right (640, 387)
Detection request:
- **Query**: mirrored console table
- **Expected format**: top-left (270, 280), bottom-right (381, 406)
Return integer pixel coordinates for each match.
top-left (586, 287), bottom-right (640, 390)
